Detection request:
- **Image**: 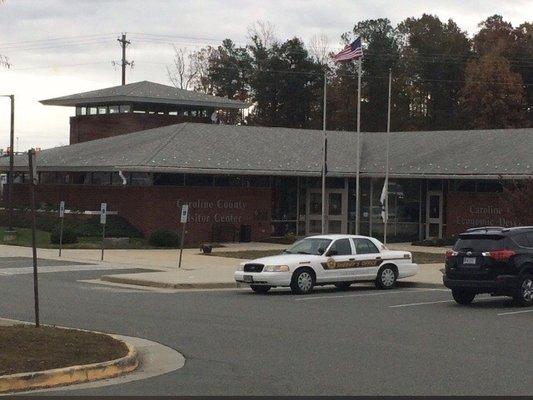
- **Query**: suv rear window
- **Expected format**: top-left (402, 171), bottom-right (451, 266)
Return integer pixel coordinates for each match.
top-left (454, 236), bottom-right (507, 252)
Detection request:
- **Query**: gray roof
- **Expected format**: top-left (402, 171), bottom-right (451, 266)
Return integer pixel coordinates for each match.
top-left (40, 81), bottom-right (248, 109)
top-left (2, 123), bottom-right (532, 179)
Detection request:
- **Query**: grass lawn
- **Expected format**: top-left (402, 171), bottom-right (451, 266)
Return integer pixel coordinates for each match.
top-left (209, 249), bottom-right (445, 264)
top-left (0, 325), bottom-right (128, 375)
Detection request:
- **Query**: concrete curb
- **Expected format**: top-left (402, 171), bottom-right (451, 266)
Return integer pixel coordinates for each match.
top-left (101, 274), bottom-right (444, 290)
top-left (0, 334), bottom-right (139, 394)
top-left (101, 274), bottom-right (236, 289)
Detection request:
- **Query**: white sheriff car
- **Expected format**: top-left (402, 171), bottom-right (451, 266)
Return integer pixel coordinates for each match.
top-left (234, 234), bottom-right (418, 294)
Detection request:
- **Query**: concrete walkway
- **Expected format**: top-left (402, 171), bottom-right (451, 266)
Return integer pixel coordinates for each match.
top-left (0, 242), bottom-right (446, 289)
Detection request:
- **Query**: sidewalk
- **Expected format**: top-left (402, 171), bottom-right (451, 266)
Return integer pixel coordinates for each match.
top-left (0, 242), bottom-right (446, 289)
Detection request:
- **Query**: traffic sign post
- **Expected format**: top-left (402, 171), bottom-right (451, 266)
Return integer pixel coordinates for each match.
top-left (28, 149), bottom-right (40, 327)
top-left (100, 203), bottom-right (107, 261)
top-left (178, 204), bottom-right (189, 269)
top-left (58, 201), bottom-right (65, 257)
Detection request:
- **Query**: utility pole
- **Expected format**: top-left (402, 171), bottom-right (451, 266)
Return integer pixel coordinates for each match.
top-left (28, 149), bottom-right (40, 327)
top-left (1, 95), bottom-right (15, 239)
top-left (117, 33), bottom-right (132, 85)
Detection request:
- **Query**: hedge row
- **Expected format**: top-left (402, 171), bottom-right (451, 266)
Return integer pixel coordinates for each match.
top-left (0, 210), bottom-right (143, 238)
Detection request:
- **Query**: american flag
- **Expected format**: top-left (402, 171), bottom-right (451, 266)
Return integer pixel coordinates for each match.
top-left (332, 37), bottom-right (363, 62)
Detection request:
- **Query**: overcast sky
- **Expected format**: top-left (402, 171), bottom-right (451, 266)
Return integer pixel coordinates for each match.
top-left (0, 0), bottom-right (531, 151)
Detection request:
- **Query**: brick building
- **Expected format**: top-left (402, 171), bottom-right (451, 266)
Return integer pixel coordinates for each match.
top-left (2, 116), bottom-right (532, 243)
top-left (40, 80), bottom-right (248, 144)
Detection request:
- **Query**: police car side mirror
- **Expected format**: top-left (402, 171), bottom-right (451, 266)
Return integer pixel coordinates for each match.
top-left (317, 247), bottom-right (325, 255)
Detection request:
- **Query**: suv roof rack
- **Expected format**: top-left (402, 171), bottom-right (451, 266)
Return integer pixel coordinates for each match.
top-left (504, 226), bottom-right (533, 231)
top-left (466, 226), bottom-right (506, 232)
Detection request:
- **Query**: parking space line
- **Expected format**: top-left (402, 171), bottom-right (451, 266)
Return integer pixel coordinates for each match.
top-left (389, 299), bottom-right (454, 308)
top-left (294, 288), bottom-right (440, 301)
top-left (497, 309), bottom-right (533, 316)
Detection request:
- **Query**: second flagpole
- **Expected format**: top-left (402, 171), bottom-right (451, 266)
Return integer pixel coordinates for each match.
top-left (321, 71), bottom-right (327, 234)
top-left (384, 68), bottom-right (392, 244)
top-left (355, 58), bottom-right (362, 235)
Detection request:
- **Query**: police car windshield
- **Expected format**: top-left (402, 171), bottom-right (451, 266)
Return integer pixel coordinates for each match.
top-left (284, 238), bottom-right (332, 255)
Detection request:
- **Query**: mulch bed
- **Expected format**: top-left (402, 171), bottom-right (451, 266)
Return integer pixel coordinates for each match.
top-left (0, 325), bottom-right (128, 375)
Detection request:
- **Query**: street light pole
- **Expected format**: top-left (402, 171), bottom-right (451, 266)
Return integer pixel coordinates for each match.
top-left (1, 95), bottom-right (15, 236)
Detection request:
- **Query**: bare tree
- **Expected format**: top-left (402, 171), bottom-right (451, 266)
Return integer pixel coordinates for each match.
top-left (0, 0), bottom-right (9, 69)
top-left (247, 20), bottom-right (277, 47)
top-left (309, 32), bottom-right (331, 66)
top-left (167, 46), bottom-right (196, 90)
top-left (190, 46), bottom-right (213, 93)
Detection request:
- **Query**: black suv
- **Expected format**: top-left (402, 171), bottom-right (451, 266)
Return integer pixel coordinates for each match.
top-left (443, 226), bottom-right (533, 306)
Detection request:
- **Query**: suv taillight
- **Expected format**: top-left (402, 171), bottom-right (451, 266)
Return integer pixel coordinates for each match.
top-left (482, 249), bottom-right (516, 261)
top-left (445, 250), bottom-right (458, 260)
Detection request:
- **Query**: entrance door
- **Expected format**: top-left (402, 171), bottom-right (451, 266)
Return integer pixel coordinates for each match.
top-left (306, 189), bottom-right (348, 235)
top-left (426, 191), bottom-right (443, 239)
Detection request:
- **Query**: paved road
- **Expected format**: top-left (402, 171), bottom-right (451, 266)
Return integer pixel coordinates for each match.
top-left (0, 260), bottom-right (531, 396)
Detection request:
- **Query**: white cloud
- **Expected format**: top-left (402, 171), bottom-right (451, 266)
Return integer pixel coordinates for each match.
top-left (0, 0), bottom-right (530, 149)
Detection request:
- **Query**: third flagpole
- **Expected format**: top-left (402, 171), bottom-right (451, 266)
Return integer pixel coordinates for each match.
top-left (355, 58), bottom-right (362, 235)
top-left (384, 68), bottom-right (392, 244)
top-left (321, 71), bottom-right (327, 234)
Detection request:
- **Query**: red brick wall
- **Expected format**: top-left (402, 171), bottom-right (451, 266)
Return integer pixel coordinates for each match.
top-left (445, 191), bottom-right (527, 237)
top-left (10, 184), bottom-right (272, 244)
top-left (70, 114), bottom-right (210, 144)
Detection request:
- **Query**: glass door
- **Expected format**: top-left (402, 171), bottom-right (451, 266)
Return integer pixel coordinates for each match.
top-left (426, 191), bottom-right (443, 239)
top-left (306, 189), bottom-right (348, 235)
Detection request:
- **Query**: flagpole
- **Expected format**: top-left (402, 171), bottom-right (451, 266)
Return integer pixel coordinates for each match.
top-left (321, 71), bottom-right (327, 234)
top-left (384, 68), bottom-right (392, 244)
top-left (355, 58), bottom-right (362, 235)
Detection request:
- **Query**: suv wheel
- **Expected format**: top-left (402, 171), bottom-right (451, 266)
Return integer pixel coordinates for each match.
top-left (291, 269), bottom-right (315, 295)
top-left (513, 275), bottom-right (533, 307)
top-left (452, 289), bottom-right (476, 305)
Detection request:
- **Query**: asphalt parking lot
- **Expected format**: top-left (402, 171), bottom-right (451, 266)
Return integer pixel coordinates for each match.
top-left (0, 265), bottom-right (531, 396)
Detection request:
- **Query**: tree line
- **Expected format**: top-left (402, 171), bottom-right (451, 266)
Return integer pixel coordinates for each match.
top-left (168, 15), bottom-right (533, 132)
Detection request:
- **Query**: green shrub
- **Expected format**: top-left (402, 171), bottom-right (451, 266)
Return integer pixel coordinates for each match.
top-left (75, 215), bottom-right (143, 238)
top-left (0, 209), bottom-right (143, 239)
top-left (149, 230), bottom-right (180, 247)
top-left (50, 226), bottom-right (78, 244)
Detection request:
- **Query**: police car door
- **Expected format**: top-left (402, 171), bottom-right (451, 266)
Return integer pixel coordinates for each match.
top-left (321, 238), bottom-right (357, 282)
top-left (351, 238), bottom-right (383, 280)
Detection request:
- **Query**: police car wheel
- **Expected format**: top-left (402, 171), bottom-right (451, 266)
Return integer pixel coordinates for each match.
top-left (250, 285), bottom-right (271, 294)
top-left (334, 282), bottom-right (352, 290)
top-left (375, 266), bottom-right (397, 289)
top-left (291, 269), bottom-right (315, 294)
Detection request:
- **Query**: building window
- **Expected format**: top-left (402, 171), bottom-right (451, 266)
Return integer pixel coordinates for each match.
top-left (153, 173), bottom-right (185, 186)
top-left (88, 107), bottom-right (97, 115)
top-left (98, 106), bottom-right (108, 115)
top-left (476, 181), bottom-right (503, 193)
top-left (450, 180), bottom-right (503, 193)
top-left (109, 106), bottom-right (119, 114)
top-left (71, 172), bottom-right (92, 184)
top-left (92, 172), bottom-right (111, 185)
top-left (244, 176), bottom-right (270, 188)
top-left (271, 177), bottom-right (297, 221)
top-left (185, 174), bottom-right (213, 186)
top-left (130, 172), bottom-right (152, 186)
top-left (119, 105), bottom-right (131, 113)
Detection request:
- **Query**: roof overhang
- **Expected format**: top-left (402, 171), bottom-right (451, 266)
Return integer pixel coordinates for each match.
top-left (40, 96), bottom-right (250, 110)
top-left (2, 162), bottom-right (532, 180)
